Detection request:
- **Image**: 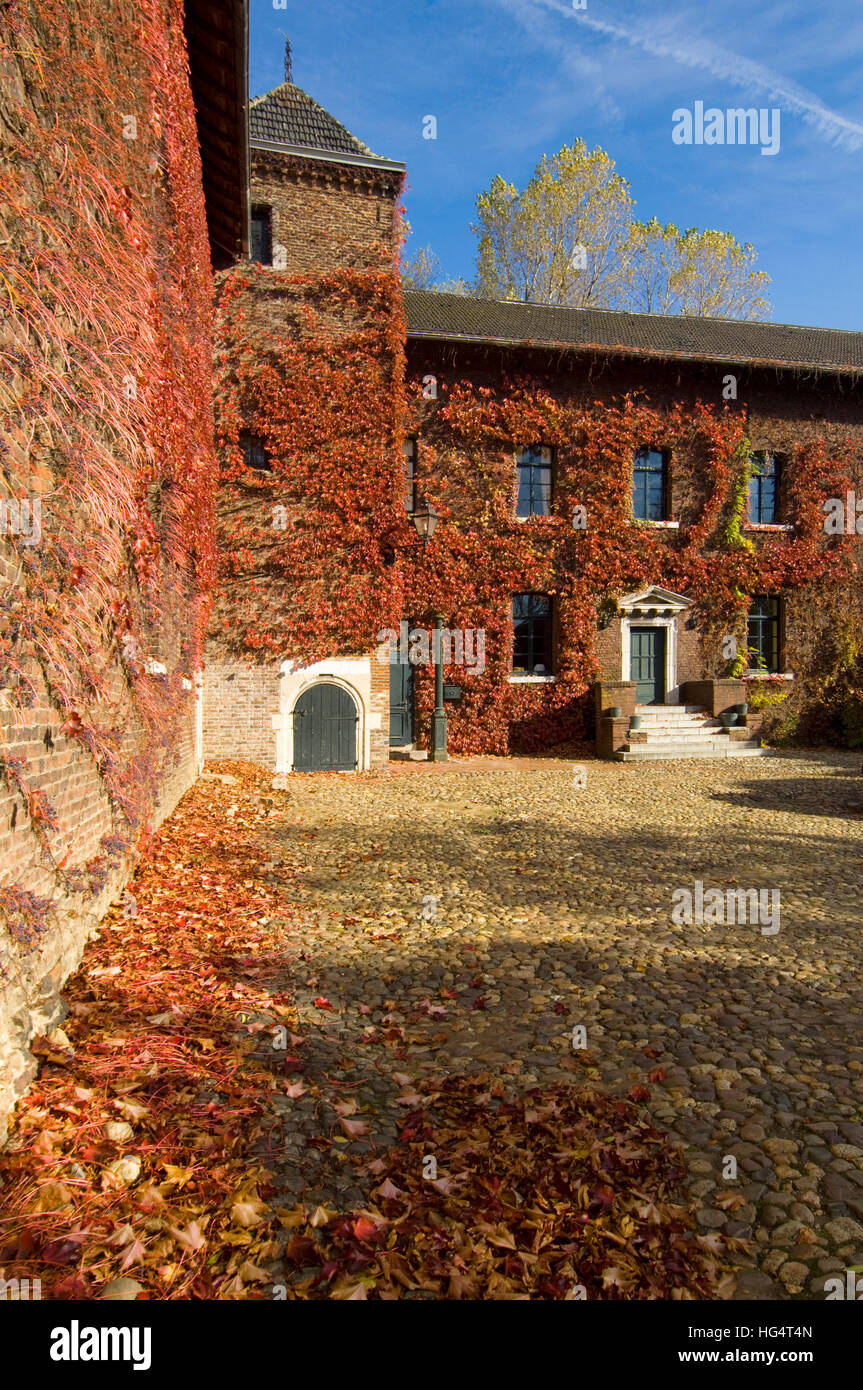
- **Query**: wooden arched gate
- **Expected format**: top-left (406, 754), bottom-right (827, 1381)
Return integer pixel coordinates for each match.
top-left (292, 683), bottom-right (358, 772)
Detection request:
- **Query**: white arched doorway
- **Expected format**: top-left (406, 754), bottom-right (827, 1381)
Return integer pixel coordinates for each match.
top-left (275, 659), bottom-right (372, 773)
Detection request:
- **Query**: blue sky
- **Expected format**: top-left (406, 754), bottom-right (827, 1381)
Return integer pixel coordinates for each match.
top-left (250, 0), bottom-right (863, 328)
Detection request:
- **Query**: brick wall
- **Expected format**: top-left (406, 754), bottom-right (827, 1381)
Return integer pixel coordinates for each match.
top-left (369, 645), bottom-right (390, 765)
top-left (0, 606), bottom-right (199, 1142)
top-left (400, 342), bottom-right (863, 750)
top-left (0, 0), bottom-right (215, 1143)
top-left (250, 150), bottom-right (402, 276)
top-left (202, 655), bottom-right (281, 767)
top-left (208, 147), bottom-right (404, 769)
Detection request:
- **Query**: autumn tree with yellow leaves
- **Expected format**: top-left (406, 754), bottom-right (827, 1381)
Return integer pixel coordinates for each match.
top-left (411, 140), bottom-right (771, 319)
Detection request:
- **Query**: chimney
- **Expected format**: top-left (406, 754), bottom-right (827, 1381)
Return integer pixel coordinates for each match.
top-left (284, 38), bottom-right (293, 85)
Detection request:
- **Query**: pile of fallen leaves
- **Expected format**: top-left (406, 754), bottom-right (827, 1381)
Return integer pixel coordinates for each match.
top-left (0, 760), bottom-right (731, 1300)
top-left (0, 762), bottom-right (299, 1299)
top-left (278, 1074), bottom-right (730, 1300)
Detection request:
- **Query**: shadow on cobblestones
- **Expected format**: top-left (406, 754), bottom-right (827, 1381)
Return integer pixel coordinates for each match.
top-left (252, 756), bottom-right (863, 1299)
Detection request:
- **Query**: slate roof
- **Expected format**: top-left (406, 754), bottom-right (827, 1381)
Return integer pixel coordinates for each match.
top-left (250, 82), bottom-right (393, 163)
top-left (404, 290), bottom-right (863, 375)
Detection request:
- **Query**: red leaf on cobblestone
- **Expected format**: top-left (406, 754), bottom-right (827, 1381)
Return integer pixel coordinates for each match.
top-left (352, 1216), bottom-right (381, 1242)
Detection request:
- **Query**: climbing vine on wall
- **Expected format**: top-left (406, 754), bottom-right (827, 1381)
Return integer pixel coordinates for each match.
top-left (212, 261), bottom-right (406, 660)
top-left (213, 264), bottom-right (859, 755)
top-left (0, 0), bottom-right (216, 941)
top-left (399, 381), bottom-right (858, 752)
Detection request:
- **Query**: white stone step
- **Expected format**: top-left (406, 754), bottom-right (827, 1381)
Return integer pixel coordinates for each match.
top-left (634, 715), bottom-right (715, 725)
top-left (638, 739), bottom-right (731, 750)
top-left (637, 716), bottom-right (715, 724)
top-left (638, 719), bottom-right (721, 730)
top-left (633, 711), bottom-right (711, 722)
top-left (642, 728), bottom-right (725, 741)
top-left (616, 741), bottom-right (767, 761)
top-left (636, 704), bottom-right (708, 711)
top-left (389, 746), bottom-right (429, 761)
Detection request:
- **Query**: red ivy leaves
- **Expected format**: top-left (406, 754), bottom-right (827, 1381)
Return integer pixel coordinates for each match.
top-left (212, 269), bottom-right (858, 756)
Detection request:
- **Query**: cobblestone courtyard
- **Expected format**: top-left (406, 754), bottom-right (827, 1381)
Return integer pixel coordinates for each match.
top-left (254, 750), bottom-right (863, 1299)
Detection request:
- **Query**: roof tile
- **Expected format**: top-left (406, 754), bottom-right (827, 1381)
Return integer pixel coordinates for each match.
top-left (250, 83), bottom-right (377, 158)
top-left (404, 290), bottom-right (863, 374)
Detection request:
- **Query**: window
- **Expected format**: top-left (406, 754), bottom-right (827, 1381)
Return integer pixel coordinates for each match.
top-left (747, 595), bottom-right (780, 672)
top-left (748, 452), bottom-right (780, 525)
top-left (250, 206), bottom-right (273, 265)
top-left (512, 593), bottom-right (553, 674)
top-left (240, 433), bottom-right (270, 471)
top-left (403, 438), bottom-right (417, 513)
top-left (632, 448), bottom-right (667, 521)
top-left (517, 445), bottom-right (552, 518)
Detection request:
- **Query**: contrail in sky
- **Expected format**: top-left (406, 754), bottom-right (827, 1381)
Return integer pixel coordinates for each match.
top-left (514, 0), bottom-right (863, 152)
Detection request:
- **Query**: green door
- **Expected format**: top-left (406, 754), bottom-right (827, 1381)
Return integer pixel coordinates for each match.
top-left (631, 627), bottom-right (666, 704)
top-left (293, 684), bottom-right (358, 771)
top-left (389, 659), bottom-right (414, 747)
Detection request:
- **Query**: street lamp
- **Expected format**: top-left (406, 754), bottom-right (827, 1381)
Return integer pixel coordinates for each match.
top-left (411, 498), bottom-right (440, 550)
top-left (411, 501), bottom-right (448, 761)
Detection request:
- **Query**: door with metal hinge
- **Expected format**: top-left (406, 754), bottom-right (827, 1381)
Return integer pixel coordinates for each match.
top-left (292, 683), bottom-right (358, 771)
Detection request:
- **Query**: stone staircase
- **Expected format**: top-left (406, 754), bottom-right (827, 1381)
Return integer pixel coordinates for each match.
top-left (615, 705), bottom-right (769, 761)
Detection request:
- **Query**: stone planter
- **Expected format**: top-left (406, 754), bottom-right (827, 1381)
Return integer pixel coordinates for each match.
top-left (607, 706), bottom-right (623, 719)
top-left (629, 715), bottom-right (642, 730)
top-left (719, 711), bottom-right (736, 729)
top-left (736, 703), bottom-right (749, 716)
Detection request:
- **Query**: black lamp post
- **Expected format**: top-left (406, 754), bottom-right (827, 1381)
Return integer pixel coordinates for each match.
top-left (431, 614), bottom-right (448, 761)
top-left (411, 500), bottom-right (448, 761)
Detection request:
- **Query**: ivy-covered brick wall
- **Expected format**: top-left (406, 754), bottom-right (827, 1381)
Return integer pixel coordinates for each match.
top-left (0, 0), bottom-right (217, 1140)
top-left (398, 345), bottom-right (863, 753)
top-left (205, 145), bottom-right (406, 772)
